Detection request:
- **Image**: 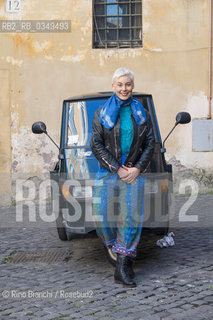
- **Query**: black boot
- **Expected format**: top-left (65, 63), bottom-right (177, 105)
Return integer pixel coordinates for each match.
top-left (126, 257), bottom-right (135, 279)
top-left (114, 254), bottom-right (136, 287)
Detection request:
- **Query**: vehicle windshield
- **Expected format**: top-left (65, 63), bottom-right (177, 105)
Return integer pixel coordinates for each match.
top-left (64, 98), bottom-right (107, 178)
top-left (63, 95), bottom-right (155, 178)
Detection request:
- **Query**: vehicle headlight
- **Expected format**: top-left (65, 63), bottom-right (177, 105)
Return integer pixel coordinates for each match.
top-left (72, 186), bottom-right (92, 198)
top-left (161, 179), bottom-right (168, 193)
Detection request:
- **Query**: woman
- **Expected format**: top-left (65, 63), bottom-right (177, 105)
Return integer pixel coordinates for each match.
top-left (90, 68), bottom-right (155, 287)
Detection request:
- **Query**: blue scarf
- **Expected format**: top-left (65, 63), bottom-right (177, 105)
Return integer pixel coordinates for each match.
top-left (99, 94), bottom-right (147, 130)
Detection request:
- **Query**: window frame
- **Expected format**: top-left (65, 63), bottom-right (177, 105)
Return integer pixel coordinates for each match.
top-left (93, 0), bottom-right (143, 49)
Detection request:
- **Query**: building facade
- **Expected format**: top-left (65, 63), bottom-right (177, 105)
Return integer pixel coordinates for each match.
top-left (0, 0), bottom-right (212, 204)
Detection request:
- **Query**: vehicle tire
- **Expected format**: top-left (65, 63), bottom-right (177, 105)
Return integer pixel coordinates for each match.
top-left (56, 227), bottom-right (67, 241)
top-left (104, 247), bottom-right (117, 266)
top-left (155, 190), bottom-right (171, 235)
top-left (56, 211), bottom-right (67, 241)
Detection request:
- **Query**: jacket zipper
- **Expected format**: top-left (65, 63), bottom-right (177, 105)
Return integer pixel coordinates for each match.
top-left (102, 157), bottom-right (117, 172)
top-left (114, 126), bottom-right (118, 160)
top-left (139, 126), bottom-right (146, 137)
top-left (142, 161), bottom-right (151, 173)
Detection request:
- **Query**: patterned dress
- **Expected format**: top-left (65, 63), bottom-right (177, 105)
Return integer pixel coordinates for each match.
top-left (92, 105), bottom-right (145, 258)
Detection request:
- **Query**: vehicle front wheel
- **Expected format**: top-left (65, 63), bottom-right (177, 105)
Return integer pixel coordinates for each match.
top-left (56, 210), bottom-right (67, 241)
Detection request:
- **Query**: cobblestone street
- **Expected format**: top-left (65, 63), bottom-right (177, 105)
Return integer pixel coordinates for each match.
top-left (0, 194), bottom-right (212, 320)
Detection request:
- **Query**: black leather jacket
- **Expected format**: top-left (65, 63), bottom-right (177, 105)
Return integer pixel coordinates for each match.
top-left (90, 105), bottom-right (155, 173)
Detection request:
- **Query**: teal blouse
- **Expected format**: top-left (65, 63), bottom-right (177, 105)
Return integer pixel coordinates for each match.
top-left (119, 105), bottom-right (134, 155)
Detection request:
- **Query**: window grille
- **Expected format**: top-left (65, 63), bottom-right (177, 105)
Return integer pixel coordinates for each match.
top-left (93, 0), bottom-right (142, 49)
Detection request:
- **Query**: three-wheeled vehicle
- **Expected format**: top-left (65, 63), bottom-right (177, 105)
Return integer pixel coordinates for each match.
top-left (32, 92), bottom-right (191, 265)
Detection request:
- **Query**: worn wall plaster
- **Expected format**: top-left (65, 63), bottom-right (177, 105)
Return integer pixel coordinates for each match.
top-left (0, 0), bottom-right (212, 203)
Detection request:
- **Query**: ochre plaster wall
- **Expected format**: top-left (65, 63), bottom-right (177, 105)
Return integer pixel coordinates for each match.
top-left (0, 0), bottom-right (212, 202)
top-left (0, 70), bottom-right (11, 205)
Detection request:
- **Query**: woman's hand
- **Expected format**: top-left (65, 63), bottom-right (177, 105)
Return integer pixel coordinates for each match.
top-left (118, 166), bottom-right (140, 184)
top-left (117, 167), bottom-right (129, 180)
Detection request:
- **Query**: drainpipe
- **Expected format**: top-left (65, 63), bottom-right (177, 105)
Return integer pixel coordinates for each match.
top-left (208, 0), bottom-right (212, 119)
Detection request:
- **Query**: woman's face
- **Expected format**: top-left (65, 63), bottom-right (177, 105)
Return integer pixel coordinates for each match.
top-left (112, 75), bottom-right (134, 100)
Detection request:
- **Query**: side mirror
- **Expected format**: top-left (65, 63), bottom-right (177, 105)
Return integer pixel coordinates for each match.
top-left (32, 121), bottom-right (59, 149)
top-left (161, 112), bottom-right (191, 153)
top-left (175, 112), bottom-right (191, 125)
top-left (32, 121), bottom-right (47, 134)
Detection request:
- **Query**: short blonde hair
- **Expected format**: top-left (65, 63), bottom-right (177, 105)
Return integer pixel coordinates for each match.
top-left (112, 67), bottom-right (134, 83)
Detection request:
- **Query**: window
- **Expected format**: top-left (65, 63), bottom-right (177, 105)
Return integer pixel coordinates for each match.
top-left (93, 0), bottom-right (142, 49)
